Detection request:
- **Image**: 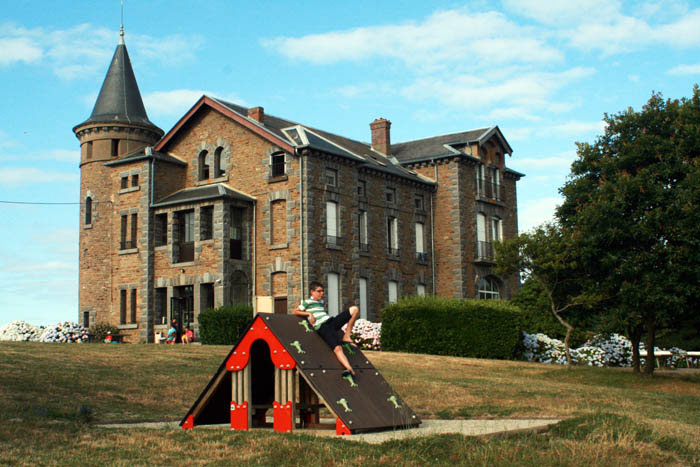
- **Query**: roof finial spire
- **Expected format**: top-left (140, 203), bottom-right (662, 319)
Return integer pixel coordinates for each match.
top-left (119, 0), bottom-right (125, 45)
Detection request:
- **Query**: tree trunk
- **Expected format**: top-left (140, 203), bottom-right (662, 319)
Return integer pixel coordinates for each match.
top-left (563, 326), bottom-right (573, 367)
top-left (628, 324), bottom-right (642, 373)
top-left (643, 317), bottom-right (656, 375)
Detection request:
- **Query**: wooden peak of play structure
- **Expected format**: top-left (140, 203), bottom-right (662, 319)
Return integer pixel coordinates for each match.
top-left (180, 314), bottom-right (420, 435)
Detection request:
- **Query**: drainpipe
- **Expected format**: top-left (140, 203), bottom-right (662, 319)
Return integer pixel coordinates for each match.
top-left (252, 201), bottom-right (257, 314)
top-left (299, 150), bottom-right (305, 298)
top-left (431, 163), bottom-right (437, 294)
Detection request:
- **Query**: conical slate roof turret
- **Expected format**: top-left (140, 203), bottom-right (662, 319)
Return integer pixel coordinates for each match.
top-left (75, 35), bottom-right (160, 132)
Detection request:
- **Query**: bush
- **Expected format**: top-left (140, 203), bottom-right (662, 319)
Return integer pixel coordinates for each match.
top-left (198, 304), bottom-right (253, 345)
top-left (88, 323), bottom-right (119, 342)
top-left (380, 296), bottom-right (523, 359)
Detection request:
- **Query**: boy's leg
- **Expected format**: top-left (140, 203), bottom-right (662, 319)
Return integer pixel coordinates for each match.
top-left (342, 306), bottom-right (360, 343)
top-left (333, 345), bottom-right (354, 374)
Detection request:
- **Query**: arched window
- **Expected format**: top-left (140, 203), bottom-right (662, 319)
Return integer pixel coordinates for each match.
top-left (214, 147), bottom-right (225, 178)
top-left (85, 196), bottom-right (92, 225)
top-left (198, 150), bottom-right (209, 180)
top-left (477, 277), bottom-right (500, 299)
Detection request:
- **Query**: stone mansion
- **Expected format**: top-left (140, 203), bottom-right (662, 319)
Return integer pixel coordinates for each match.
top-left (75, 34), bottom-right (523, 343)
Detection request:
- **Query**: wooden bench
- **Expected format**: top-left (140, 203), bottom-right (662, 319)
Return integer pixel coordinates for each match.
top-left (639, 350), bottom-right (700, 368)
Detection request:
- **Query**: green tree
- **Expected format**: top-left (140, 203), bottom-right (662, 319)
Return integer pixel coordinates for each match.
top-left (557, 87), bottom-right (700, 374)
top-left (495, 223), bottom-right (599, 365)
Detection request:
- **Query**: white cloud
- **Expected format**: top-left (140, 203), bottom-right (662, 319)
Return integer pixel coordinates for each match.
top-left (0, 168), bottom-right (78, 187)
top-left (401, 67), bottom-right (594, 112)
top-left (503, 0), bottom-right (622, 25)
top-left (143, 90), bottom-right (246, 118)
top-left (518, 196), bottom-right (562, 232)
top-left (667, 63), bottom-right (700, 75)
top-left (2, 148), bottom-right (78, 162)
top-left (4, 260), bottom-right (76, 273)
top-left (263, 8), bottom-right (562, 71)
top-left (0, 36), bottom-right (42, 65)
top-left (0, 22), bottom-right (202, 80)
top-left (510, 153), bottom-right (576, 174)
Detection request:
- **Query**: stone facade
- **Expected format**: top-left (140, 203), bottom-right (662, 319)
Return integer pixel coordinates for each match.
top-left (75, 43), bottom-right (523, 343)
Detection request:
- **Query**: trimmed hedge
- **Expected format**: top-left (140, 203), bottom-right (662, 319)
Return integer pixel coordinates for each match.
top-left (381, 296), bottom-right (523, 359)
top-left (198, 304), bottom-right (253, 345)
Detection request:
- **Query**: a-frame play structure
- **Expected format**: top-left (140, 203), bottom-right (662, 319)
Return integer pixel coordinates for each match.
top-left (180, 314), bottom-right (420, 435)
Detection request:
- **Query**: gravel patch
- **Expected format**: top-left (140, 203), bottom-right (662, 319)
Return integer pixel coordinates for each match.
top-left (98, 418), bottom-right (561, 443)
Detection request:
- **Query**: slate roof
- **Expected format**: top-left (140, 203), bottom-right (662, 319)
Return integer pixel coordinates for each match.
top-left (211, 98), bottom-right (433, 184)
top-left (392, 127), bottom-right (513, 164)
top-left (104, 147), bottom-right (186, 167)
top-left (74, 41), bottom-right (162, 134)
top-left (153, 184), bottom-right (255, 208)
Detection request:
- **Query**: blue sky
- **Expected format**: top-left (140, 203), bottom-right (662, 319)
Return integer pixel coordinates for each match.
top-left (1, 0), bottom-right (699, 327)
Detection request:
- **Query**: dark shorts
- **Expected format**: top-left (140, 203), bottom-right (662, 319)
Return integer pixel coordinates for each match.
top-left (317, 309), bottom-right (352, 349)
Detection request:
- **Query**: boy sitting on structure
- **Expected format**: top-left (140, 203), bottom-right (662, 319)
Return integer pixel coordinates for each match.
top-left (293, 281), bottom-right (360, 379)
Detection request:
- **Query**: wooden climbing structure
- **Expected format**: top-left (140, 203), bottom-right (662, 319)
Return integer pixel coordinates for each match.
top-left (180, 314), bottom-right (420, 435)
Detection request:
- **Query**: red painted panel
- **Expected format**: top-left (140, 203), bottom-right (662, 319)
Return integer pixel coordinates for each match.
top-left (273, 401), bottom-right (293, 433)
top-left (225, 316), bottom-right (296, 371)
top-left (181, 414), bottom-right (194, 430)
top-left (230, 401), bottom-right (249, 431)
top-left (336, 417), bottom-right (351, 436)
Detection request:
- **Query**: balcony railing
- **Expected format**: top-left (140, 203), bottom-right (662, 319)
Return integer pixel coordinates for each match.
top-left (415, 252), bottom-right (428, 263)
top-left (178, 241), bottom-right (194, 262)
top-left (359, 242), bottom-right (369, 253)
top-left (327, 235), bottom-right (343, 247)
top-left (475, 241), bottom-right (494, 262)
top-left (387, 247), bottom-right (400, 257)
top-left (230, 239), bottom-right (242, 260)
top-left (477, 179), bottom-right (504, 202)
top-left (120, 240), bottom-right (136, 250)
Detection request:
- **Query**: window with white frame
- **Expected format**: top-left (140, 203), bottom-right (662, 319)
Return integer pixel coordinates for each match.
top-left (359, 278), bottom-right (368, 320)
top-left (416, 284), bottom-right (426, 296)
top-left (387, 216), bottom-right (398, 255)
top-left (270, 152), bottom-right (285, 178)
top-left (326, 201), bottom-right (339, 245)
top-left (327, 272), bottom-right (339, 316)
top-left (476, 212), bottom-right (491, 260)
top-left (325, 168), bottom-right (338, 187)
top-left (359, 210), bottom-right (368, 251)
top-left (491, 217), bottom-right (502, 242)
top-left (388, 280), bottom-right (398, 303)
top-left (415, 222), bottom-right (425, 260)
top-left (477, 277), bottom-right (500, 299)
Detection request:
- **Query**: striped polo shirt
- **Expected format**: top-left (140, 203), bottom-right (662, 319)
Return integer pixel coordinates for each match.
top-left (298, 298), bottom-right (330, 330)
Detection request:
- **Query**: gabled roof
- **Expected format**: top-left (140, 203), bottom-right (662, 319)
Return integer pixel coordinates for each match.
top-left (154, 96), bottom-right (295, 155)
top-left (152, 183), bottom-right (255, 208)
top-left (74, 40), bottom-right (161, 134)
top-left (154, 96), bottom-right (432, 185)
top-left (392, 126), bottom-right (513, 164)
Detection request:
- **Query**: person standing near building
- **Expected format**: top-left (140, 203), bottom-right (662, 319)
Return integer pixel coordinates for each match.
top-left (293, 281), bottom-right (360, 379)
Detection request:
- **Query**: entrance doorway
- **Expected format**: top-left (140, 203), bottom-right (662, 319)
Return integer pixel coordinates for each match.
top-left (171, 285), bottom-right (194, 341)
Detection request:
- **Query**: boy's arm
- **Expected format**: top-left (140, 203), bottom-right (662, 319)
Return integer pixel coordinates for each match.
top-left (293, 306), bottom-right (316, 325)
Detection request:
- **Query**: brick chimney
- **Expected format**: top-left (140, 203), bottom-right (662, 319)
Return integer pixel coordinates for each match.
top-left (370, 118), bottom-right (391, 155)
top-left (248, 106), bottom-right (264, 124)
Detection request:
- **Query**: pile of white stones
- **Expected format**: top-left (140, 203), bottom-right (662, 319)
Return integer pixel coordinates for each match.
top-left (0, 320), bottom-right (44, 341)
top-left (0, 320), bottom-right (89, 343)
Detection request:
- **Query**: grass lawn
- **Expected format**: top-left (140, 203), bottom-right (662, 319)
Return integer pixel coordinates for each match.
top-left (1, 342), bottom-right (698, 466)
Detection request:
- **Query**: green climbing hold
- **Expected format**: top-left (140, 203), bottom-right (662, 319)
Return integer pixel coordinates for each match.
top-left (290, 340), bottom-right (305, 354)
top-left (299, 320), bottom-right (313, 332)
top-left (343, 373), bottom-right (358, 387)
top-left (387, 395), bottom-right (401, 409)
top-left (337, 398), bottom-right (352, 412)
